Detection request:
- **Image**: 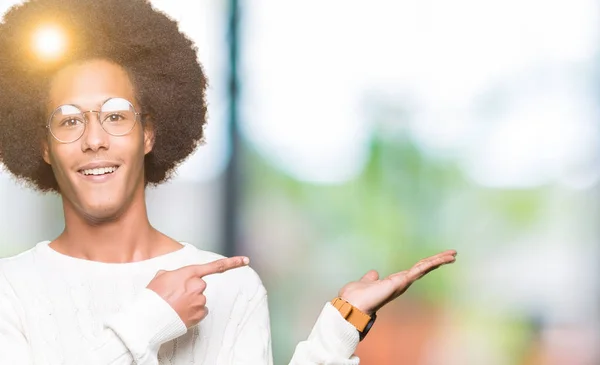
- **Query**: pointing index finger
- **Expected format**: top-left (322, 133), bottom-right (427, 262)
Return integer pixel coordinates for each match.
top-left (182, 256), bottom-right (250, 278)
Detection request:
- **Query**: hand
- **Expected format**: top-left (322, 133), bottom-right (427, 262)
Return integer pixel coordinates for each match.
top-left (338, 250), bottom-right (457, 315)
top-left (147, 256), bottom-right (249, 328)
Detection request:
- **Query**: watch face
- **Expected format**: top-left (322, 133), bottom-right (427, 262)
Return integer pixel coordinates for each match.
top-left (359, 313), bottom-right (377, 341)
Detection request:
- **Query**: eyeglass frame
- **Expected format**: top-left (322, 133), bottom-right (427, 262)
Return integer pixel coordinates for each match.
top-left (45, 97), bottom-right (143, 144)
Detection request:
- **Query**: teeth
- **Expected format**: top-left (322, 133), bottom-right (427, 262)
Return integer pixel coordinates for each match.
top-left (81, 166), bottom-right (118, 176)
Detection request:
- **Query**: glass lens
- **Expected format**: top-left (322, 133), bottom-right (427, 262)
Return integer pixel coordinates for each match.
top-left (100, 98), bottom-right (137, 136)
top-left (49, 105), bottom-right (85, 142)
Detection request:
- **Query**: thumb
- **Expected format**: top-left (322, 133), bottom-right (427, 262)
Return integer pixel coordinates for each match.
top-left (360, 270), bottom-right (379, 282)
top-left (155, 269), bottom-right (167, 277)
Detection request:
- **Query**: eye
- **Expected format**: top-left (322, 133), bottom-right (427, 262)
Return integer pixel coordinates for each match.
top-left (104, 113), bottom-right (126, 123)
top-left (59, 117), bottom-right (84, 128)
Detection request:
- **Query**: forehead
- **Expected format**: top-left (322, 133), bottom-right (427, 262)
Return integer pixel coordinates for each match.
top-left (48, 59), bottom-right (136, 109)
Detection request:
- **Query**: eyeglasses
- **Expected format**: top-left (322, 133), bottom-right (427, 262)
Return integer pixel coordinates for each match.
top-left (46, 97), bottom-right (141, 143)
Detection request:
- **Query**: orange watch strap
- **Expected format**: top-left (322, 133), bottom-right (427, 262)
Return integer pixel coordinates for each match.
top-left (330, 297), bottom-right (372, 332)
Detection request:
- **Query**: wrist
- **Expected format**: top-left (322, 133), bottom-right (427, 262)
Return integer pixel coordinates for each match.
top-left (330, 297), bottom-right (377, 341)
top-left (339, 296), bottom-right (374, 316)
top-left (105, 289), bottom-right (188, 360)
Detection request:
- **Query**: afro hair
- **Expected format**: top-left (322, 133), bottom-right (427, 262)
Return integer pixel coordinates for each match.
top-left (0, 0), bottom-right (208, 192)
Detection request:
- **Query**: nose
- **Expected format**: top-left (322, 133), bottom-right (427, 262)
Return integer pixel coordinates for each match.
top-left (80, 111), bottom-right (110, 152)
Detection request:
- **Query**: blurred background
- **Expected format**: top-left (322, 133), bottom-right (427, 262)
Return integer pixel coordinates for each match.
top-left (1, 0), bottom-right (600, 364)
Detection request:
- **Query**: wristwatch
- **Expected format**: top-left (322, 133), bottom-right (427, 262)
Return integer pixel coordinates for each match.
top-left (330, 297), bottom-right (377, 341)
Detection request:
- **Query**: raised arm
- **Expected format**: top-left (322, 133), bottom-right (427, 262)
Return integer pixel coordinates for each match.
top-left (227, 250), bottom-right (456, 365)
top-left (289, 249), bottom-right (457, 364)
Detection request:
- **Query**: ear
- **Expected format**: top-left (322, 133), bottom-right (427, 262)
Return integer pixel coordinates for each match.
top-left (41, 139), bottom-right (51, 165)
top-left (143, 119), bottom-right (155, 155)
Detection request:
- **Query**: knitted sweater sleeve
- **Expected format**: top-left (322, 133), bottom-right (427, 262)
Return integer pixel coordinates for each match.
top-left (288, 303), bottom-right (361, 365)
top-left (97, 288), bottom-right (189, 364)
top-left (0, 268), bottom-right (187, 365)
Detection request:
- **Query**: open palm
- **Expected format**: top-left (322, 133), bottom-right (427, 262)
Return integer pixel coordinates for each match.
top-left (339, 250), bottom-right (457, 315)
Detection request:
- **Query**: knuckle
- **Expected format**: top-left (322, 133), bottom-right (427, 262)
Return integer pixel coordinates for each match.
top-left (189, 314), bottom-right (201, 326)
top-left (154, 269), bottom-right (166, 278)
top-left (187, 278), bottom-right (206, 293)
top-left (191, 307), bottom-right (208, 323)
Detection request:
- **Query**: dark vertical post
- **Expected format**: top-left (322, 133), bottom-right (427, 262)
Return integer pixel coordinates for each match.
top-left (222, 0), bottom-right (241, 257)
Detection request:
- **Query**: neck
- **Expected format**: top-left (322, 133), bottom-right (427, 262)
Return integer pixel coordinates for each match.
top-left (54, 185), bottom-right (178, 263)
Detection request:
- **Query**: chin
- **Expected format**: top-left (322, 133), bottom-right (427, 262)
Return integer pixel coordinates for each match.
top-left (62, 179), bottom-right (138, 224)
top-left (78, 201), bottom-right (125, 224)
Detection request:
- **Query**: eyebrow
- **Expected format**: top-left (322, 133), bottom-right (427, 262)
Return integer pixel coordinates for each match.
top-left (55, 97), bottom-right (121, 110)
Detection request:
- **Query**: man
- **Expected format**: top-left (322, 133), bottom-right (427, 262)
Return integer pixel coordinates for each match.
top-left (0, 0), bottom-right (457, 364)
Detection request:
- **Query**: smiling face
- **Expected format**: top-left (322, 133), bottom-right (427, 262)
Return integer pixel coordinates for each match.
top-left (42, 59), bottom-right (154, 222)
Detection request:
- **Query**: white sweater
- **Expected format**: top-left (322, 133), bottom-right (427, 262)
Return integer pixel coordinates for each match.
top-left (0, 242), bottom-right (361, 365)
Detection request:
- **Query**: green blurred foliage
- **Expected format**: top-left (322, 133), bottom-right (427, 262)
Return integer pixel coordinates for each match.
top-left (242, 110), bottom-right (547, 363)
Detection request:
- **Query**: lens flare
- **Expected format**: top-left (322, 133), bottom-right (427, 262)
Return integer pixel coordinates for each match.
top-left (32, 25), bottom-right (67, 61)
